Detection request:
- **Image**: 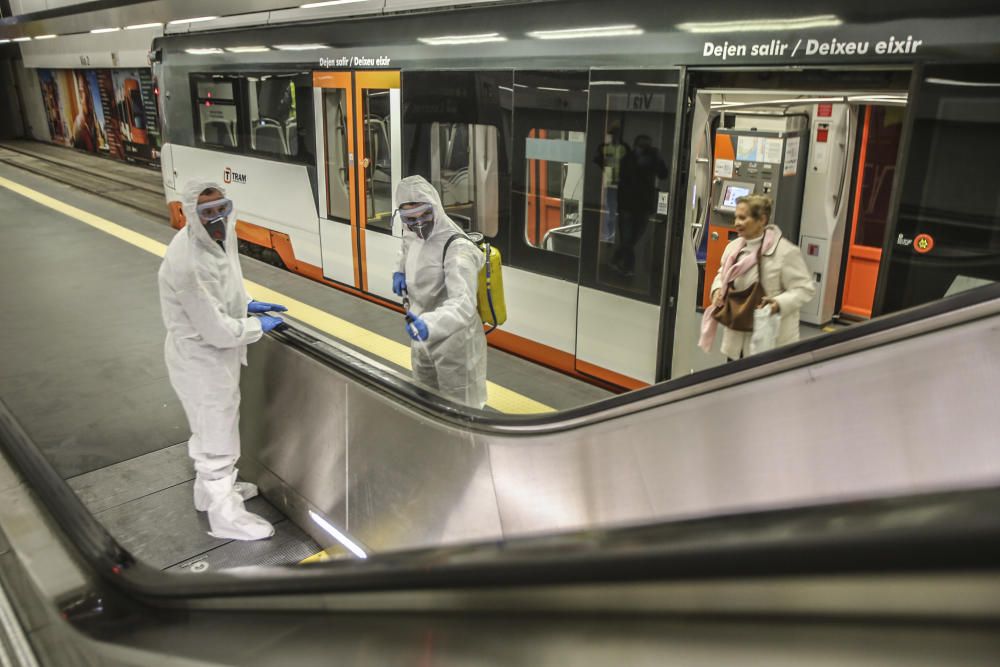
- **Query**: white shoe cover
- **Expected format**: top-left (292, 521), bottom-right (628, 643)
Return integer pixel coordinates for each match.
top-left (200, 473), bottom-right (274, 541)
top-left (194, 474), bottom-right (259, 512)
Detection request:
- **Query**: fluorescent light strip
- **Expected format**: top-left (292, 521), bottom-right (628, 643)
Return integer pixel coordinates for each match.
top-left (677, 14), bottom-right (842, 33)
top-left (169, 16), bottom-right (218, 25)
top-left (226, 46), bottom-right (271, 53)
top-left (638, 82), bottom-right (678, 88)
top-left (34, 34), bottom-right (57, 40)
top-left (308, 511), bottom-right (367, 559)
top-left (0, 39), bottom-right (10, 44)
top-left (537, 86), bottom-right (570, 92)
top-left (126, 22), bottom-right (164, 30)
top-left (273, 43), bottom-right (328, 51)
top-left (418, 32), bottom-right (507, 46)
top-left (590, 80), bottom-right (625, 85)
top-left (925, 77), bottom-right (1000, 88)
top-left (185, 48), bottom-right (224, 55)
top-left (300, 0), bottom-right (368, 8)
top-left (712, 96), bottom-right (845, 109)
top-left (90, 27), bottom-right (120, 34)
top-left (12, 37), bottom-right (31, 42)
top-left (527, 24), bottom-right (643, 40)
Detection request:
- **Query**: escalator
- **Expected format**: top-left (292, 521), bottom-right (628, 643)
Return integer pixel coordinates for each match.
top-left (0, 285), bottom-right (999, 664)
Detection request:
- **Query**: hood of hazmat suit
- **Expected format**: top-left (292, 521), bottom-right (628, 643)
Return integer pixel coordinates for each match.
top-left (157, 180), bottom-right (273, 541)
top-left (394, 175), bottom-right (488, 409)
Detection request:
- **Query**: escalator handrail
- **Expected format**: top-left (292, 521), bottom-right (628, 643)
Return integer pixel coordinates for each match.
top-left (274, 282), bottom-right (1000, 434)
top-left (3, 396), bottom-right (1000, 603)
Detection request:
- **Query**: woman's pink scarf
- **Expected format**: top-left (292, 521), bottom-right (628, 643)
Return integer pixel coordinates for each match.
top-left (699, 228), bottom-right (777, 352)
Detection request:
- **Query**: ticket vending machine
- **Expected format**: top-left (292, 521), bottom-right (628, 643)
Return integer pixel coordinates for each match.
top-left (702, 119), bottom-right (809, 307)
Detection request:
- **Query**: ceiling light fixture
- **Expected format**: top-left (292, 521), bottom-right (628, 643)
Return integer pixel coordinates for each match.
top-left (417, 32), bottom-right (507, 46)
top-left (34, 34), bottom-right (57, 40)
top-left (125, 22), bottom-right (164, 30)
top-left (273, 43), bottom-right (329, 51)
top-left (12, 37), bottom-right (31, 42)
top-left (169, 16), bottom-right (219, 25)
top-left (90, 27), bottom-right (120, 34)
top-left (300, 0), bottom-right (368, 8)
top-left (225, 46), bottom-right (271, 53)
top-left (925, 77), bottom-right (1000, 88)
top-left (527, 24), bottom-right (643, 40)
top-left (0, 39), bottom-right (10, 44)
top-left (185, 48), bottom-right (224, 55)
top-left (676, 15), bottom-right (842, 33)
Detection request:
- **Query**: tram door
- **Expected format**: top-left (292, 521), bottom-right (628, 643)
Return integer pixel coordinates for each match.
top-left (314, 71), bottom-right (402, 296)
top-left (840, 105), bottom-right (903, 318)
top-left (576, 70), bottom-right (680, 387)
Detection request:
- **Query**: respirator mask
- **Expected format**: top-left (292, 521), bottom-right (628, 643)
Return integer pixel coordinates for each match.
top-left (196, 197), bottom-right (234, 244)
top-left (397, 203), bottom-right (435, 240)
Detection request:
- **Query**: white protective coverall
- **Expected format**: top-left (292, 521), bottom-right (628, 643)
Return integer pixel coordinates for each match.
top-left (395, 176), bottom-right (488, 408)
top-left (157, 181), bottom-right (274, 541)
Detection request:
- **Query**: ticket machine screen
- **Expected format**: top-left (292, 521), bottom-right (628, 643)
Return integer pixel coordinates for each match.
top-left (722, 184), bottom-right (751, 208)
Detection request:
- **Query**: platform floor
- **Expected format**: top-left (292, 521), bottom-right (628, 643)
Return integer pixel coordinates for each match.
top-left (0, 144), bottom-right (613, 571)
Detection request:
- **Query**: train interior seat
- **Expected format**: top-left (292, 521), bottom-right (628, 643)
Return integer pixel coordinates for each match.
top-left (285, 119), bottom-right (298, 155)
top-left (253, 118), bottom-right (289, 155)
top-left (204, 120), bottom-right (236, 148)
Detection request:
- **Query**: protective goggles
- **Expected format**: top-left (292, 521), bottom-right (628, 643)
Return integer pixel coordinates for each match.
top-left (196, 198), bottom-right (234, 223)
top-left (395, 203), bottom-right (434, 226)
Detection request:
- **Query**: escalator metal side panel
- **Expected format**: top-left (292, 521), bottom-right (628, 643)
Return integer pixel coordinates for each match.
top-left (241, 311), bottom-right (1000, 556)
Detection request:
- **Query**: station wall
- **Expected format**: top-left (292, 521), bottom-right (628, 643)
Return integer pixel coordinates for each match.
top-left (28, 65), bottom-right (161, 166)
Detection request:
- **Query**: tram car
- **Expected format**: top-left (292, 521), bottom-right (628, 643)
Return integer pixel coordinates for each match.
top-left (153, 0), bottom-right (1000, 388)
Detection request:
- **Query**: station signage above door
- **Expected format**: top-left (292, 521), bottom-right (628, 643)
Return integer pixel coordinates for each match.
top-left (319, 55), bottom-right (392, 68)
top-left (700, 34), bottom-right (923, 62)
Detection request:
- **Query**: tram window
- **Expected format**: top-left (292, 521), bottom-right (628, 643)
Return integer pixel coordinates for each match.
top-left (428, 122), bottom-right (499, 236)
top-left (246, 74), bottom-right (314, 163)
top-left (401, 71), bottom-right (511, 241)
top-left (882, 65), bottom-right (1000, 312)
top-left (581, 73), bottom-right (677, 303)
top-left (524, 128), bottom-right (585, 256)
top-left (324, 88), bottom-right (351, 222)
top-left (362, 88), bottom-right (394, 234)
top-left (509, 70), bottom-right (587, 278)
top-left (192, 76), bottom-right (240, 150)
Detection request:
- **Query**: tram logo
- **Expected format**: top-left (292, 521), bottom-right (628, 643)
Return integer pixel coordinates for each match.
top-left (223, 167), bottom-right (247, 185)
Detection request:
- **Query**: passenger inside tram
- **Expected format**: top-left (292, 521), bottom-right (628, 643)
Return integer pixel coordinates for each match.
top-left (610, 133), bottom-right (670, 277)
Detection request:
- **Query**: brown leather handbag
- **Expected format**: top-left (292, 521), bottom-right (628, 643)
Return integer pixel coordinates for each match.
top-left (712, 244), bottom-right (765, 332)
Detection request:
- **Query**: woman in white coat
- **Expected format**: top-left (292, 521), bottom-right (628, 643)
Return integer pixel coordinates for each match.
top-left (701, 194), bottom-right (815, 361)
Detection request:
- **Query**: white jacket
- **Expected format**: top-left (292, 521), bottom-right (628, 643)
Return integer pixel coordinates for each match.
top-left (158, 181), bottom-right (261, 459)
top-left (395, 175), bottom-right (487, 408)
top-left (710, 225), bottom-right (815, 359)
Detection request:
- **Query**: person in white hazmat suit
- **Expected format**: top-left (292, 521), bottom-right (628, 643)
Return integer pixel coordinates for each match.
top-left (158, 181), bottom-right (286, 541)
top-left (392, 176), bottom-right (488, 409)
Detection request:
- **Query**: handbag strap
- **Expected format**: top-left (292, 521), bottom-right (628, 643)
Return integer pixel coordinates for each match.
top-left (727, 238), bottom-right (765, 290)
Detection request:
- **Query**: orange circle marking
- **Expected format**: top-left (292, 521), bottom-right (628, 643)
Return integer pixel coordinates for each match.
top-left (914, 233), bottom-right (934, 254)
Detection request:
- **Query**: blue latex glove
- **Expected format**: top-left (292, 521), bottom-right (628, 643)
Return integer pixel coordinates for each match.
top-left (392, 272), bottom-right (407, 296)
top-left (248, 300), bottom-right (288, 314)
top-left (405, 311), bottom-right (428, 341)
top-left (259, 315), bottom-right (284, 333)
